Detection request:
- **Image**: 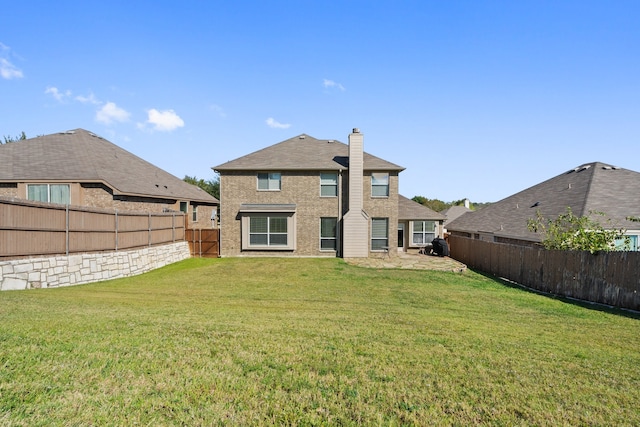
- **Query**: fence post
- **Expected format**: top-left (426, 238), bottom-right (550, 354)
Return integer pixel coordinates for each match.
top-left (148, 212), bottom-right (152, 247)
top-left (66, 204), bottom-right (70, 256)
top-left (115, 209), bottom-right (118, 251)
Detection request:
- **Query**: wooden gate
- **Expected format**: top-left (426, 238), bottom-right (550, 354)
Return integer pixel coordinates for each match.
top-left (186, 228), bottom-right (219, 258)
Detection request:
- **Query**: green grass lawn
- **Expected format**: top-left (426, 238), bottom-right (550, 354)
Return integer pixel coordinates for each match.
top-left (1, 257), bottom-right (639, 426)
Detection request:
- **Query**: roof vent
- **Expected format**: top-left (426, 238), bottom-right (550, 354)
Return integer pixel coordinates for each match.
top-left (328, 140), bottom-right (335, 143)
top-left (299, 135), bottom-right (306, 140)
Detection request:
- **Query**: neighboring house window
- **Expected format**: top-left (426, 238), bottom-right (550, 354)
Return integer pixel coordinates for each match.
top-left (320, 217), bottom-right (337, 251)
top-left (371, 173), bottom-right (389, 197)
top-left (412, 221), bottom-right (436, 245)
top-left (249, 216), bottom-right (288, 247)
top-left (27, 184), bottom-right (70, 204)
top-left (179, 201), bottom-right (188, 213)
top-left (371, 218), bottom-right (389, 250)
top-left (320, 173), bottom-right (338, 197)
top-left (192, 206), bottom-right (198, 222)
top-left (257, 172), bottom-right (281, 191)
top-left (616, 234), bottom-right (639, 251)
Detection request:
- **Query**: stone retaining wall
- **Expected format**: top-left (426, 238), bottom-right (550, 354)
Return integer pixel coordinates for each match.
top-left (0, 242), bottom-right (191, 291)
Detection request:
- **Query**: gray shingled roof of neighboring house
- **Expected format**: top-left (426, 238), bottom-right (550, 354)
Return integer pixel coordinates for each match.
top-left (0, 129), bottom-right (218, 204)
top-left (440, 205), bottom-right (472, 226)
top-left (446, 162), bottom-right (640, 242)
top-left (213, 134), bottom-right (404, 171)
top-left (398, 195), bottom-right (446, 221)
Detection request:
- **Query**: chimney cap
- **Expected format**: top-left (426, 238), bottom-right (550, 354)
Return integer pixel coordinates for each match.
top-left (352, 128), bottom-right (360, 133)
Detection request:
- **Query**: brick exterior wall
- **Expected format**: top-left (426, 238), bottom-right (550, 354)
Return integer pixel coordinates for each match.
top-left (0, 185), bottom-right (18, 198)
top-left (82, 186), bottom-right (216, 229)
top-left (220, 170), bottom-right (400, 258)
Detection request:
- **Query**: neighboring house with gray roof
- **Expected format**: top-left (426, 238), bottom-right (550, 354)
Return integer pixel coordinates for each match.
top-left (440, 199), bottom-right (472, 233)
top-left (446, 162), bottom-right (640, 250)
top-left (0, 129), bottom-right (218, 228)
top-left (214, 129), bottom-right (443, 258)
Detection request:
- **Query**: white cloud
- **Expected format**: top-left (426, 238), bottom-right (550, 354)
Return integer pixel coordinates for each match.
top-left (265, 117), bottom-right (291, 129)
top-left (0, 58), bottom-right (23, 79)
top-left (209, 104), bottom-right (227, 118)
top-left (323, 78), bottom-right (345, 91)
top-left (0, 43), bottom-right (23, 79)
top-left (145, 108), bottom-right (184, 131)
top-left (96, 102), bottom-right (131, 124)
top-left (45, 86), bottom-right (72, 102)
top-left (75, 92), bottom-right (100, 105)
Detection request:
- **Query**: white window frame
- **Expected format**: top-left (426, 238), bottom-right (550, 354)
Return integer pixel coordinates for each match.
top-left (320, 172), bottom-right (338, 197)
top-left (241, 213), bottom-right (296, 251)
top-left (27, 183), bottom-right (71, 204)
top-left (320, 217), bottom-right (338, 251)
top-left (257, 172), bottom-right (281, 191)
top-left (411, 220), bottom-right (436, 246)
top-left (192, 205), bottom-right (198, 222)
top-left (371, 218), bottom-right (389, 251)
top-left (371, 173), bottom-right (389, 197)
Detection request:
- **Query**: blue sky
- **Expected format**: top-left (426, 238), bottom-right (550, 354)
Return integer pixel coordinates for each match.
top-left (1, 1), bottom-right (638, 203)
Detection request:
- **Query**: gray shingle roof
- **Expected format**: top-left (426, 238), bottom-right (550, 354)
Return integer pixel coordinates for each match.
top-left (446, 162), bottom-right (640, 241)
top-left (0, 129), bottom-right (218, 204)
top-left (440, 205), bottom-right (472, 226)
top-left (213, 134), bottom-right (404, 171)
top-left (398, 195), bottom-right (446, 221)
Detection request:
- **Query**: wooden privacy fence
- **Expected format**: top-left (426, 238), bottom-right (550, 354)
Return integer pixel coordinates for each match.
top-left (449, 235), bottom-right (640, 311)
top-left (0, 198), bottom-right (186, 259)
top-left (186, 228), bottom-right (219, 258)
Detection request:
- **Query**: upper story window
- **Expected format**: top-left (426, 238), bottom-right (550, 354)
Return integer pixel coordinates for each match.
top-left (320, 172), bottom-right (338, 197)
top-left (257, 172), bottom-right (281, 191)
top-left (27, 184), bottom-right (70, 204)
top-left (371, 173), bottom-right (389, 197)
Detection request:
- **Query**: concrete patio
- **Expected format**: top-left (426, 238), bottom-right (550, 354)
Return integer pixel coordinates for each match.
top-left (345, 252), bottom-right (467, 272)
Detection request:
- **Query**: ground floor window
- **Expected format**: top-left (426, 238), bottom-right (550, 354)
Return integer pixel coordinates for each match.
top-left (27, 184), bottom-right (70, 204)
top-left (250, 216), bottom-right (287, 246)
top-left (241, 211), bottom-right (296, 250)
top-left (412, 221), bottom-right (436, 245)
top-left (320, 217), bottom-right (337, 251)
top-left (371, 218), bottom-right (389, 251)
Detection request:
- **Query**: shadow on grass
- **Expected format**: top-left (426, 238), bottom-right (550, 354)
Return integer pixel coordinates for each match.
top-left (470, 268), bottom-right (640, 320)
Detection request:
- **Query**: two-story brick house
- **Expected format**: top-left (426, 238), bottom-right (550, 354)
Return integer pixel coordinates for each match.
top-left (214, 128), bottom-right (443, 258)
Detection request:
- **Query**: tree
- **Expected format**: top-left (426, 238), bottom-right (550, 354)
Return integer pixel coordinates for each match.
top-left (411, 196), bottom-right (488, 212)
top-left (183, 175), bottom-right (220, 199)
top-left (2, 131), bottom-right (26, 144)
top-left (527, 207), bottom-right (629, 253)
top-left (411, 196), bottom-right (447, 212)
